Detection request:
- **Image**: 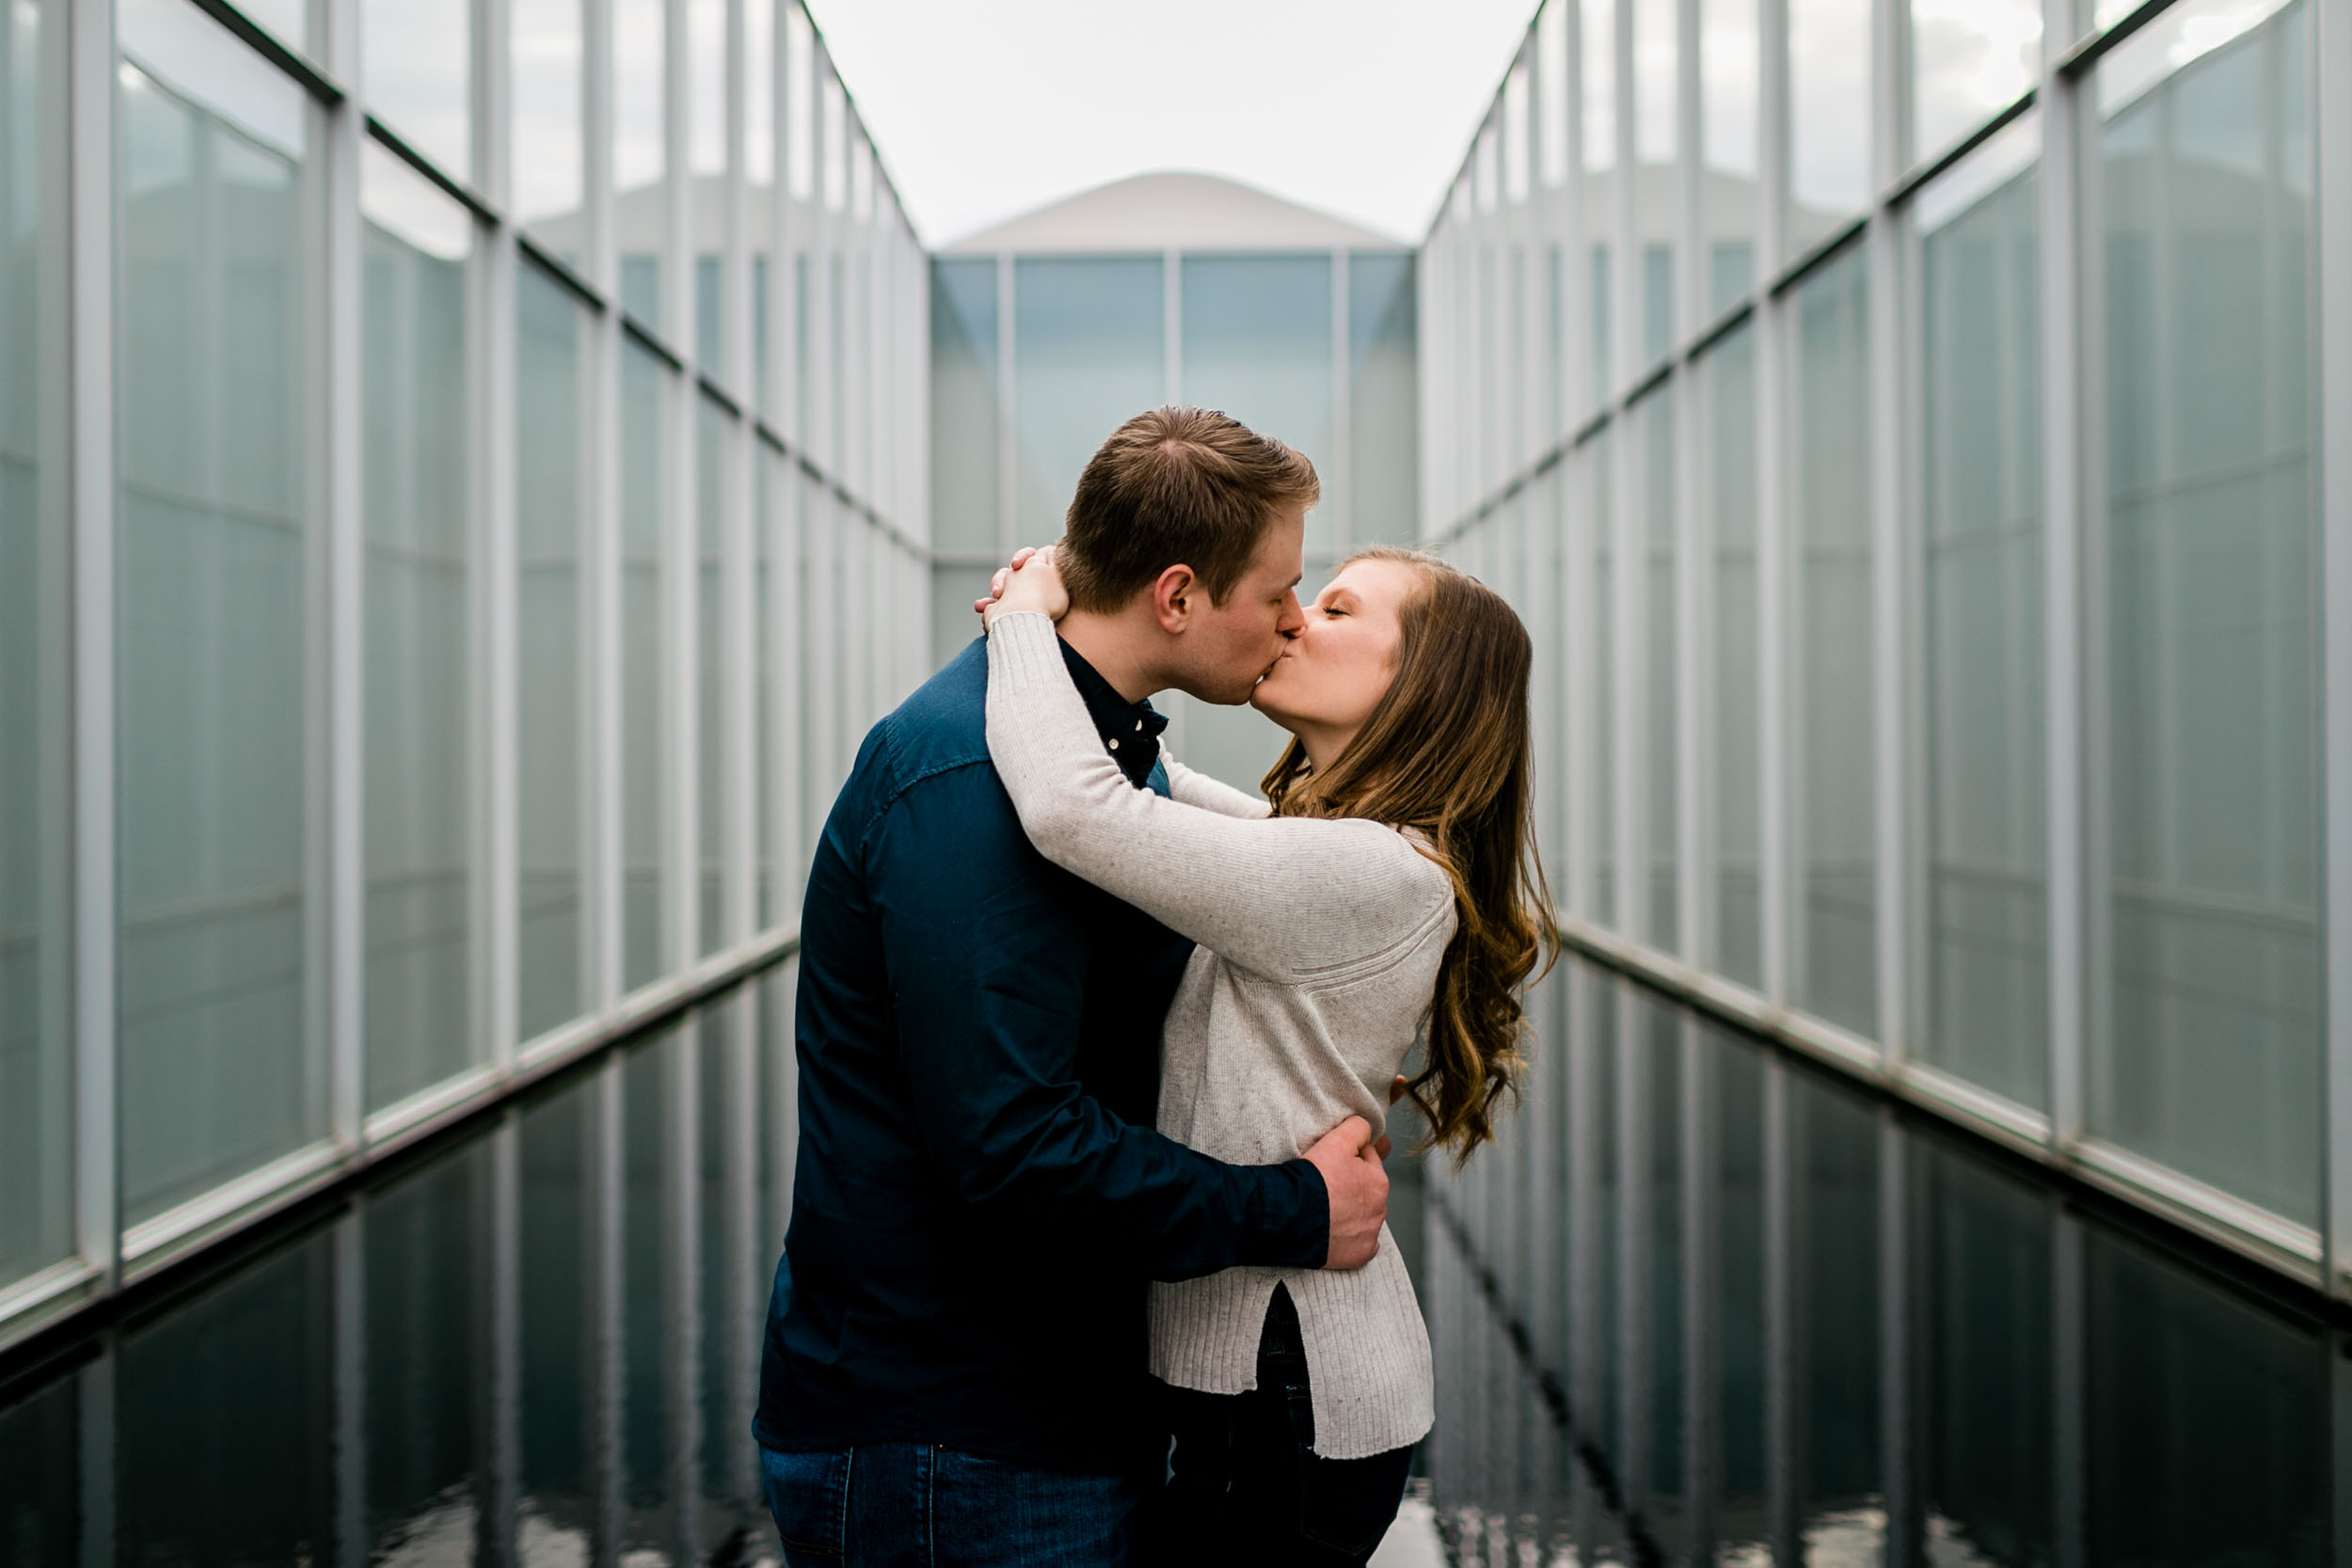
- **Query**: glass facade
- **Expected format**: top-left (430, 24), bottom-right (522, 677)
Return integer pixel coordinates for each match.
top-left (2, 0), bottom-right (923, 1347)
top-left (929, 234), bottom-right (1419, 791)
top-left (1423, 0), bottom-right (2345, 1290)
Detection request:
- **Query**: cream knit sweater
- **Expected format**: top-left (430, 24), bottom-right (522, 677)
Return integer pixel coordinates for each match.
top-left (984, 612), bottom-right (1447, 1460)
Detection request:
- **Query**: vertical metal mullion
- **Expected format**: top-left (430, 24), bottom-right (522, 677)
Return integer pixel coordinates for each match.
top-left (585, 0), bottom-right (624, 1009)
top-left (2051, 1210), bottom-right (2086, 1568)
top-left (1676, 0), bottom-right (1707, 964)
top-left (722, 0), bottom-right (755, 950)
top-left (326, 0), bottom-right (367, 1145)
top-left (1878, 1115), bottom-right (1914, 1564)
top-left (68, 0), bottom-right (119, 1288)
top-left (1614, 979), bottom-right (1650, 1510)
top-left (1761, 1054), bottom-right (1798, 1562)
top-left (662, 0), bottom-right (696, 975)
top-left (2042, 0), bottom-right (2089, 1151)
top-left (2313, 0), bottom-right (2352, 1293)
top-left (1756, 0), bottom-right (1793, 1006)
top-left (1867, 0), bottom-right (1909, 1066)
top-left (720, 991), bottom-right (761, 1503)
top-left (1612, 0), bottom-right (1645, 946)
top-left (587, 1060), bottom-right (624, 1565)
top-left (480, 0), bottom-right (519, 1070)
top-left (764, 5), bottom-right (801, 914)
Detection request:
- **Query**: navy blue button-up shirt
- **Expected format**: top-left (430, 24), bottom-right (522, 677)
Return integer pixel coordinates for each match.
top-left (754, 636), bottom-right (1331, 1474)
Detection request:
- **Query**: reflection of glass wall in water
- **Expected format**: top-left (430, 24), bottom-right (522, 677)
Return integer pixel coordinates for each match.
top-left (0, 964), bottom-right (802, 1566)
top-left (1422, 0), bottom-right (2340, 1286)
top-left (116, 15), bottom-right (322, 1224)
top-left (1417, 955), bottom-right (2336, 1563)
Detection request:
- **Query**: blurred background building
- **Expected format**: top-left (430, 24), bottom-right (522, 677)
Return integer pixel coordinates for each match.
top-left (2, 0), bottom-right (2350, 1558)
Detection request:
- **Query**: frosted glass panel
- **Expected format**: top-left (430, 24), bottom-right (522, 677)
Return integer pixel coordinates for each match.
top-left (516, 259), bottom-right (588, 1043)
top-left (1349, 254), bottom-right (1420, 546)
top-left (115, 18), bottom-right (323, 1222)
top-left (512, 0), bottom-right (582, 247)
top-left (2090, 3), bottom-right (2318, 1224)
top-left (1701, 0), bottom-right (1758, 315)
top-left (361, 147), bottom-right (474, 1112)
top-left (1011, 258), bottom-right (1162, 532)
top-left (1789, 246), bottom-right (1874, 1039)
top-left (1788, 0), bottom-right (1869, 253)
top-left (613, 0), bottom-right (665, 330)
top-left (620, 342), bottom-right (668, 992)
top-left (1588, 434), bottom-right (1615, 927)
top-left (0, 0), bottom-right (69, 1290)
top-left (1182, 256), bottom-right (1333, 548)
top-left (930, 258), bottom-right (998, 554)
top-left (1919, 122), bottom-right (2046, 1109)
top-left (1704, 325), bottom-right (1760, 989)
top-left (1639, 388), bottom-right (1677, 951)
top-left (1912, 0), bottom-right (2041, 166)
top-left (363, 0), bottom-right (472, 182)
top-left (698, 397), bottom-right (725, 959)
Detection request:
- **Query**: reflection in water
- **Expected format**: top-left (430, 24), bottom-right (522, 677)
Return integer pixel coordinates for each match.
top-left (2, 951), bottom-right (2342, 1566)
top-left (0, 961), bottom-right (798, 1568)
top-left (1421, 958), bottom-right (2340, 1566)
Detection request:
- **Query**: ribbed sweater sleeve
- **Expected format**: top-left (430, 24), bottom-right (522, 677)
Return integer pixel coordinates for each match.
top-left (985, 612), bottom-right (1452, 983)
top-left (1164, 755), bottom-right (1273, 819)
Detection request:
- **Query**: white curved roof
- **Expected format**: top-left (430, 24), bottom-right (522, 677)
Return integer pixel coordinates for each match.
top-left (938, 171), bottom-right (1405, 255)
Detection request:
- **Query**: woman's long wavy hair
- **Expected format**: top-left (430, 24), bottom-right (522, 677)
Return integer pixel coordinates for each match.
top-left (1261, 548), bottom-right (1559, 1164)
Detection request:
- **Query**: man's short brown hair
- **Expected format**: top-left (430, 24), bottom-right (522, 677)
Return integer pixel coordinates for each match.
top-left (1058, 406), bottom-right (1320, 613)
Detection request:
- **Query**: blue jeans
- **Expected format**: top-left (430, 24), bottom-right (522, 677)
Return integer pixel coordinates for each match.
top-left (758, 1441), bottom-right (1142, 1567)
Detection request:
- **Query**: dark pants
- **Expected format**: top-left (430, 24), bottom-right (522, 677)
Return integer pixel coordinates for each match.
top-left (1143, 1284), bottom-right (1415, 1568)
top-left (758, 1441), bottom-right (1143, 1567)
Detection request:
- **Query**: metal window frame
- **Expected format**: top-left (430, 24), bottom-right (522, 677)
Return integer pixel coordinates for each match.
top-left (2320, 0), bottom-right (2352, 1299)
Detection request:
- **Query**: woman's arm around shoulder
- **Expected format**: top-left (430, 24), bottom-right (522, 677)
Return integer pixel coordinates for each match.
top-left (984, 611), bottom-right (1452, 982)
top-left (1163, 754), bottom-right (1272, 820)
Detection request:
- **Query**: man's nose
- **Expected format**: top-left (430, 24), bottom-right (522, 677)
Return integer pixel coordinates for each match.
top-left (1277, 591), bottom-right (1306, 638)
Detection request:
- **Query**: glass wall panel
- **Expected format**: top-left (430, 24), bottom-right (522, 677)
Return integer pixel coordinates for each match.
top-left (1788, 245), bottom-right (1874, 1038)
top-left (1787, 0), bottom-right (1869, 253)
top-left (116, 4), bottom-right (323, 1222)
top-left (698, 396), bottom-right (725, 958)
top-left (1589, 432), bottom-right (1615, 924)
top-left (620, 342), bottom-right (669, 992)
top-left (362, 0), bottom-right (473, 183)
top-left (1918, 119), bottom-right (2046, 1108)
top-left (0, 0), bottom-right (68, 1290)
top-left (1632, 0), bottom-right (1678, 363)
top-left (1700, 0), bottom-right (1758, 313)
top-left (1348, 253), bottom-right (1419, 546)
top-left (1182, 255), bottom-right (1333, 546)
top-left (1582, 0), bottom-right (1615, 401)
top-left (1912, 0), bottom-right (2040, 167)
top-left (1639, 387), bottom-right (1677, 951)
top-left (690, 0), bottom-right (725, 368)
top-left (613, 0), bottom-right (666, 325)
top-left (2090, 3), bottom-right (2318, 1223)
top-left (1704, 326), bottom-right (1761, 989)
top-left (512, 0), bottom-right (582, 257)
top-left (361, 146), bottom-right (475, 1112)
top-left (516, 259), bottom-right (589, 1043)
top-left (930, 258), bottom-right (997, 555)
top-left (1010, 257), bottom-right (1162, 531)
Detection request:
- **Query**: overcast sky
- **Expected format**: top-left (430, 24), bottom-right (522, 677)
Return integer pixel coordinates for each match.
top-left (803, 0), bottom-right (1544, 247)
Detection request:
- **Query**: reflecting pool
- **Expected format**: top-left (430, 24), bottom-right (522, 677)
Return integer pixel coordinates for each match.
top-left (1420, 958), bottom-right (2343, 1566)
top-left (1, 953), bottom-right (2342, 1566)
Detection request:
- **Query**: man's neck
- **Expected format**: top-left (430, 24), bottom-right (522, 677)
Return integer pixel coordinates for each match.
top-left (1054, 610), bottom-right (1163, 705)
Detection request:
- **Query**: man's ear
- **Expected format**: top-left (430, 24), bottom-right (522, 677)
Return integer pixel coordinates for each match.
top-left (1150, 564), bottom-right (1199, 634)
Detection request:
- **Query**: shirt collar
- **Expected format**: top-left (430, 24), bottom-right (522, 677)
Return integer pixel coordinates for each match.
top-left (1059, 640), bottom-right (1168, 786)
